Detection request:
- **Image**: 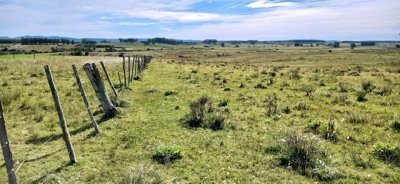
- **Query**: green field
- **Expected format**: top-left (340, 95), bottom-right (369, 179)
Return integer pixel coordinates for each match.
top-left (0, 44), bottom-right (400, 183)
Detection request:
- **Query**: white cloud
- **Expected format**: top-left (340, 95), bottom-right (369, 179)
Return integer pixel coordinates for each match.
top-left (247, 0), bottom-right (295, 8)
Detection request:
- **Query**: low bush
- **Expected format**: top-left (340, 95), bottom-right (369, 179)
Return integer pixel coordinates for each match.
top-left (152, 146), bottom-right (182, 165)
top-left (392, 118), bottom-right (400, 131)
top-left (348, 113), bottom-right (369, 124)
top-left (183, 96), bottom-right (228, 130)
top-left (361, 80), bottom-right (375, 92)
top-left (278, 133), bottom-right (339, 180)
top-left (356, 90), bottom-right (367, 102)
top-left (373, 143), bottom-right (400, 165)
top-left (265, 93), bottom-right (278, 117)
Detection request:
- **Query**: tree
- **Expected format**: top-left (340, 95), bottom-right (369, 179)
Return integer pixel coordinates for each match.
top-left (350, 43), bottom-right (356, 50)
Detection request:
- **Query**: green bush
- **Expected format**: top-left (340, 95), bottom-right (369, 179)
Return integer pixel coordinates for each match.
top-left (361, 80), bottom-right (375, 92)
top-left (152, 146), bottom-right (182, 165)
top-left (322, 119), bottom-right (338, 142)
top-left (348, 113), bottom-right (369, 124)
top-left (280, 134), bottom-right (323, 172)
top-left (183, 96), bottom-right (228, 130)
top-left (373, 143), bottom-right (400, 165)
top-left (393, 118), bottom-right (400, 131)
top-left (118, 165), bottom-right (164, 184)
top-left (356, 90), bottom-right (367, 102)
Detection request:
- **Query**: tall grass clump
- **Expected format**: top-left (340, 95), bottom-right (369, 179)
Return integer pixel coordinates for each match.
top-left (265, 93), bottom-right (278, 117)
top-left (361, 80), bottom-right (375, 92)
top-left (278, 133), bottom-right (340, 180)
top-left (118, 165), bottom-right (164, 184)
top-left (152, 146), bottom-right (182, 165)
top-left (183, 96), bottom-right (228, 130)
top-left (392, 117), bottom-right (400, 131)
top-left (373, 143), bottom-right (400, 166)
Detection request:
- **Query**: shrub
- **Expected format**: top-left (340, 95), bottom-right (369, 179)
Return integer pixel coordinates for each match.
top-left (338, 82), bottom-right (350, 92)
top-left (282, 105), bottom-right (291, 114)
top-left (152, 146), bottom-right (182, 165)
top-left (118, 165), bottom-right (164, 184)
top-left (265, 93), bottom-right (278, 117)
top-left (361, 80), bottom-right (375, 92)
top-left (356, 90), bottom-right (367, 102)
top-left (302, 85), bottom-right (315, 97)
top-left (183, 96), bottom-right (228, 130)
top-left (392, 118), bottom-right (400, 131)
top-left (254, 83), bottom-right (267, 89)
top-left (164, 90), bottom-right (177, 96)
top-left (373, 143), bottom-right (400, 165)
top-left (279, 133), bottom-right (339, 180)
top-left (289, 69), bottom-right (301, 80)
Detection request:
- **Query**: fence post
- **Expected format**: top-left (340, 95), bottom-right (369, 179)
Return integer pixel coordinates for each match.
top-left (0, 101), bottom-right (17, 184)
top-left (122, 56), bottom-right (127, 88)
top-left (83, 63), bottom-right (117, 118)
top-left (100, 61), bottom-right (118, 98)
top-left (72, 64), bottom-right (100, 133)
top-left (44, 65), bottom-right (76, 164)
top-left (128, 56), bottom-right (131, 83)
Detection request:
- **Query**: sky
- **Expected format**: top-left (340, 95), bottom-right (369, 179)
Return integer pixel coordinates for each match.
top-left (0, 0), bottom-right (399, 40)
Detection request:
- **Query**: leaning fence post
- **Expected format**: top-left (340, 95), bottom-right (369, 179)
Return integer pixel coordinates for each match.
top-left (44, 65), bottom-right (76, 164)
top-left (100, 61), bottom-right (118, 98)
top-left (0, 101), bottom-right (17, 184)
top-left (72, 64), bottom-right (100, 133)
top-left (83, 63), bottom-right (117, 118)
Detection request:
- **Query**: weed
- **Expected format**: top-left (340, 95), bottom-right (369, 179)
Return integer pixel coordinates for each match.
top-left (164, 90), bottom-right (177, 96)
top-left (254, 83), bottom-right (267, 89)
top-left (356, 90), bottom-right (367, 102)
top-left (265, 93), bottom-right (278, 117)
top-left (348, 113), bottom-right (369, 124)
top-left (323, 119), bottom-right (338, 142)
top-left (361, 80), bottom-right (375, 92)
top-left (289, 69), bottom-right (301, 80)
top-left (183, 96), bottom-right (227, 130)
top-left (118, 165), bottom-right (164, 184)
top-left (392, 117), bottom-right (400, 131)
top-left (373, 143), bottom-right (400, 165)
top-left (152, 146), bottom-right (182, 165)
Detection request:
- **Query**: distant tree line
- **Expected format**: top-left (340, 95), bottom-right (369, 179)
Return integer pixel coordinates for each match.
top-left (203, 39), bottom-right (218, 44)
top-left (147, 37), bottom-right (183, 45)
top-left (21, 38), bottom-right (75, 45)
top-left (0, 39), bottom-right (20, 44)
top-left (119, 38), bottom-right (138, 43)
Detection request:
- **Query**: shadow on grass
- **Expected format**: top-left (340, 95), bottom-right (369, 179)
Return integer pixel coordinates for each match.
top-left (26, 115), bottom-right (114, 144)
top-left (31, 162), bottom-right (73, 184)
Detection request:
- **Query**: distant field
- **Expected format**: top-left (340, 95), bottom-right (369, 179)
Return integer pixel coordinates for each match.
top-left (0, 44), bottom-right (399, 183)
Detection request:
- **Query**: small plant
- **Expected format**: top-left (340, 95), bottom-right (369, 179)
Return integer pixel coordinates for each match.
top-left (164, 90), bottom-right (177, 96)
top-left (323, 119), bottom-right (338, 142)
top-left (289, 69), bottom-right (301, 80)
top-left (295, 102), bottom-right (308, 111)
top-left (332, 93), bottom-right (350, 105)
top-left (254, 83), bottom-right (267, 89)
top-left (152, 146), bottom-right (182, 165)
top-left (356, 90), bottom-right (367, 102)
top-left (118, 165), bottom-right (164, 184)
top-left (348, 113), bottom-right (368, 124)
top-left (282, 105), bottom-right (291, 114)
top-left (392, 118), bottom-right (400, 131)
top-left (265, 93), bottom-right (278, 117)
top-left (375, 85), bottom-right (392, 96)
top-left (183, 96), bottom-right (228, 130)
top-left (361, 80), bottom-right (375, 92)
top-left (302, 85), bottom-right (315, 97)
top-left (373, 143), bottom-right (400, 165)
top-left (338, 82), bottom-right (350, 93)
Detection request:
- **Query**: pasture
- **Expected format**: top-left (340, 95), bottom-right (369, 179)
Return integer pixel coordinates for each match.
top-left (0, 43), bottom-right (400, 183)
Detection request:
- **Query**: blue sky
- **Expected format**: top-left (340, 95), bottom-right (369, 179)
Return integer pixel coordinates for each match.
top-left (0, 0), bottom-right (399, 40)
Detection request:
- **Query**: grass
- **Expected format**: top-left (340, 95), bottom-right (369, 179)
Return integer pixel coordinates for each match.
top-left (0, 43), bottom-right (399, 183)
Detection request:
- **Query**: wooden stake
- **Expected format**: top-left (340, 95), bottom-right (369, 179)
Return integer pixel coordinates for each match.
top-left (44, 65), bottom-right (76, 164)
top-left (83, 63), bottom-right (117, 117)
top-left (131, 56), bottom-right (135, 81)
top-left (0, 101), bottom-right (17, 184)
top-left (122, 56), bottom-right (127, 88)
top-left (100, 61), bottom-right (118, 98)
top-left (72, 64), bottom-right (99, 133)
top-left (128, 56), bottom-right (131, 83)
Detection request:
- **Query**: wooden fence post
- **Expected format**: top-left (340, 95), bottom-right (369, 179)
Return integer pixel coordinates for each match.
top-left (44, 65), bottom-right (76, 164)
top-left (130, 56), bottom-right (135, 81)
top-left (0, 101), bottom-right (17, 184)
top-left (122, 56), bottom-right (127, 88)
top-left (100, 61), bottom-right (118, 98)
top-left (72, 64), bottom-right (100, 133)
top-left (83, 63), bottom-right (117, 118)
top-left (128, 56), bottom-right (131, 83)
top-left (134, 56), bottom-right (138, 77)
